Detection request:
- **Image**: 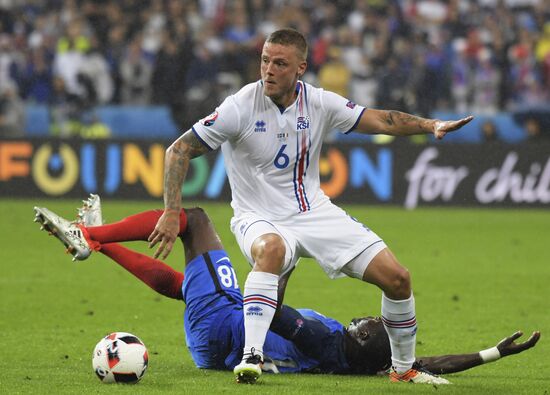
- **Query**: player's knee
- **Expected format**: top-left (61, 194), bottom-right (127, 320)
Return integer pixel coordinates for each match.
top-left (252, 234), bottom-right (286, 272)
top-left (388, 267), bottom-right (411, 299)
top-left (185, 207), bottom-right (210, 232)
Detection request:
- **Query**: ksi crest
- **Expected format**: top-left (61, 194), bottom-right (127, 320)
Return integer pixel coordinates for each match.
top-left (297, 116), bottom-right (310, 131)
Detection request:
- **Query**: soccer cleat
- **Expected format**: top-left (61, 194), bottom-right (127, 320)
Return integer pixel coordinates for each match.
top-left (33, 206), bottom-right (93, 261)
top-left (234, 353), bottom-right (263, 384)
top-left (76, 194), bottom-right (103, 227)
top-left (389, 363), bottom-right (450, 385)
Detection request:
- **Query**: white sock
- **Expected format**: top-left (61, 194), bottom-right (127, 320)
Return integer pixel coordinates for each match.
top-left (381, 293), bottom-right (417, 374)
top-left (242, 271), bottom-right (279, 361)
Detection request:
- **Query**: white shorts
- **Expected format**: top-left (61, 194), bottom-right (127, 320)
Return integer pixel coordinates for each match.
top-left (230, 201), bottom-right (387, 279)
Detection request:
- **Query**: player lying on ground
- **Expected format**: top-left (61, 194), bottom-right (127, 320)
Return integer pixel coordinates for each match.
top-left (33, 197), bottom-right (540, 381)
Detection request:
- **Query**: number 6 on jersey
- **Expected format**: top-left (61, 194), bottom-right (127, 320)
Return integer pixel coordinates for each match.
top-left (274, 144), bottom-right (290, 169)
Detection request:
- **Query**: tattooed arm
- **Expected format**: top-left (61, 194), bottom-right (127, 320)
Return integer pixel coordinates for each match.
top-left (148, 130), bottom-right (210, 259)
top-left (355, 109), bottom-right (473, 140)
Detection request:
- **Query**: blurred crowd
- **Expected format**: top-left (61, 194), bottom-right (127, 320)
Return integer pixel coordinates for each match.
top-left (1, 0), bottom-right (550, 136)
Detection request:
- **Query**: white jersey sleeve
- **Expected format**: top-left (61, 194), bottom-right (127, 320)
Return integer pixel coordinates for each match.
top-left (321, 90), bottom-right (366, 134)
top-left (192, 96), bottom-right (241, 150)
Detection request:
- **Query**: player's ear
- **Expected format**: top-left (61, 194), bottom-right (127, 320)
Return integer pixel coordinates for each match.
top-left (297, 60), bottom-right (307, 78)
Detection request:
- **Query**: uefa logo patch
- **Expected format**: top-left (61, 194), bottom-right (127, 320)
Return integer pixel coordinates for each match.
top-left (346, 101), bottom-right (356, 109)
top-left (200, 111), bottom-right (219, 127)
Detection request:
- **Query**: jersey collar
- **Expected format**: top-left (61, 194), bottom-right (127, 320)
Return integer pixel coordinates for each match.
top-left (262, 81), bottom-right (302, 114)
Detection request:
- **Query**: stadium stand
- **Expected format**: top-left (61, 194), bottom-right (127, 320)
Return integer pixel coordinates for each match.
top-left (0, 0), bottom-right (549, 140)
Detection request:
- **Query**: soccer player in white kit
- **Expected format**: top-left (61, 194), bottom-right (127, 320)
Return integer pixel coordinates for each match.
top-left (148, 28), bottom-right (473, 385)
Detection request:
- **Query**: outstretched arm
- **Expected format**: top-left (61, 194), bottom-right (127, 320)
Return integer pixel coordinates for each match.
top-left (148, 130), bottom-right (210, 259)
top-left (417, 331), bottom-right (540, 375)
top-left (355, 109), bottom-right (473, 140)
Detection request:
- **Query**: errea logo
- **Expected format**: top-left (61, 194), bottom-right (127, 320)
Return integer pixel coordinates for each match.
top-left (254, 120), bottom-right (267, 132)
top-left (246, 306), bottom-right (263, 316)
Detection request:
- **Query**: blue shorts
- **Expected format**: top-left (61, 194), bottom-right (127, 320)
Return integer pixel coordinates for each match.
top-left (182, 250), bottom-right (243, 369)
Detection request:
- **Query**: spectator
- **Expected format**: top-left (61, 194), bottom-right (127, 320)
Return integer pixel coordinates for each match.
top-left (104, 24), bottom-right (127, 104)
top-left (220, 9), bottom-right (257, 80)
top-left (21, 48), bottom-right (52, 104)
top-left (472, 47), bottom-right (500, 115)
top-left (318, 46), bottom-right (351, 98)
top-left (79, 37), bottom-right (114, 105)
top-left (151, 35), bottom-right (185, 106)
top-left (48, 76), bottom-right (83, 137)
top-left (53, 20), bottom-right (89, 99)
top-left (536, 23), bottom-right (550, 96)
top-left (450, 39), bottom-right (471, 113)
top-left (0, 34), bottom-right (23, 93)
top-left (523, 116), bottom-right (548, 141)
top-left (120, 39), bottom-right (153, 105)
top-left (535, 22), bottom-right (550, 63)
top-left (0, 82), bottom-right (25, 137)
top-left (376, 55), bottom-right (408, 112)
top-left (480, 120), bottom-right (499, 142)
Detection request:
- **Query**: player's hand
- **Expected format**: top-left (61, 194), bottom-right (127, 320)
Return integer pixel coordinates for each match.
top-left (433, 116), bottom-right (474, 140)
top-left (496, 330), bottom-right (541, 357)
top-left (148, 209), bottom-right (180, 259)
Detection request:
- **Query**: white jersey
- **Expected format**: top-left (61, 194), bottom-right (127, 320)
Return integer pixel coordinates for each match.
top-left (192, 80), bottom-right (365, 220)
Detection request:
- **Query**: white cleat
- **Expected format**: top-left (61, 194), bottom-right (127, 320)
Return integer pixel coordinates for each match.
top-left (234, 354), bottom-right (263, 384)
top-left (76, 194), bottom-right (103, 227)
top-left (389, 363), bottom-right (451, 385)
top-left (33, 206), bottom-right (92, 261)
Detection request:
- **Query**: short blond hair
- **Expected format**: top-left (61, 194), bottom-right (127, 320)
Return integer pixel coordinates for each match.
top-left (266, 28), bottom-right (308, 60)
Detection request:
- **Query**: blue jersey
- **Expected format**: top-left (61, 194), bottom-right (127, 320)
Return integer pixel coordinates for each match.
top-left (182, 251), bottom-right (350, 373)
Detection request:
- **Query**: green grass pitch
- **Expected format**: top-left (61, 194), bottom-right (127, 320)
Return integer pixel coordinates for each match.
top-left (1, 199), bottom-right (548, 394)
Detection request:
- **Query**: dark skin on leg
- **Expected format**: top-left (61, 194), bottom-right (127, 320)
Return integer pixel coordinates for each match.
top-left (179, 207), bottom-right (225, 264)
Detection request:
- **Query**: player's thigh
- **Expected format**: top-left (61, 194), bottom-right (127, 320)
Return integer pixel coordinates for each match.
top-left (340, 243), bottom-right (389, 280)
top-left (297, 203), bottom-right (386, 278)
top-left (231, 216), bottom-right (298, 274)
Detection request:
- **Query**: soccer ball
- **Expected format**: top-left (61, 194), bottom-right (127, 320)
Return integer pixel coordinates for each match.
top-left (92, 332), bottom-right (148, 384)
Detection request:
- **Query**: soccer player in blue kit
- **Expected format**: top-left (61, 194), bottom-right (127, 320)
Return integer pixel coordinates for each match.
top-left (34, 196), bottom-right (540, 382)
